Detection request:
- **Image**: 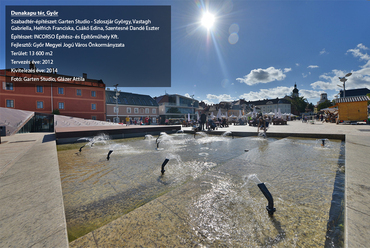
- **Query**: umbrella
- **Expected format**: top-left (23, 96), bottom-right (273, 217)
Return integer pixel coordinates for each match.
top-left (278, 108), bottom-right (282, 118)
top-left (196, 111), bottom-right (200, 121)
top-left (210, 112), bottom-right (215, 119)
top-left (187, 113), bottom-right (190, 122)
top-left (238, 110), bottom-right (242, 119)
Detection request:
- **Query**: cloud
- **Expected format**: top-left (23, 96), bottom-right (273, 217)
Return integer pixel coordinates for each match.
top-left (206, 94), bottom-right (234, 102)
top-left (284, 68), bottom-right (292, 73)
top-left (184, 93), bottom-right (191, 98)
top-left (239, 86), bottom-right (293, 101)
top-left (357, 43), bottom-right (369, 50)
top-left (236, 67), bottom-right (288, 85)
top-left (202, 99), bottom-right (215, 105)
top-left (311, 44), bottom-right (370, 91)
top-left (347, 43), bottom-right (370, 68)
top-left (311, 80), bottom-right (338, 90)
top-left (299, 89), bottom-right (323, 99)
top-left (320, 48), bottom-right (328, 55)
top-left (302, 73), bottom-right (308, 78)
top-left (307, 65), bottom-right (319, 69)
top-left (239, 86), bottom-right (322, 102)
top-left (296, 63), bottom-right (300, 66)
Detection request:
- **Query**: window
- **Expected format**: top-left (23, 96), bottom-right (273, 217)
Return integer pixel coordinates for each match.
top-left (152, 109), bottom-right (156, 114)
top-left (37, 101), bottom-right (43, 109)
top-left (6, 99), bottom-right (14, 108)
top-left (58, 102), bottom-right (64, 109)
top-left (36, 85), bottom-right (43, 93)
top-left (92, 103), bottom-right (96, 110)
top-left (58, 87), bottom-right (64, 94)
top-left (92, 116), bottom-right (97, 120)
top-left (77, 89), bottom-right (82, 96)
top-left (145, 108), bottom-right (149, 114)
top-left (134, 108), bottom-right (139, 114)
top-left (91, 91), bottom-right (96, 97)
top-left (127, 107), bottom-right (131, 113)
top-left (5, 82), bottom-right (13, 90)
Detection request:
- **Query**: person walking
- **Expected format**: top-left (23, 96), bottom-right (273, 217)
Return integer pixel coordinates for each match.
top-left (200, 111), bottom-right (206, 131)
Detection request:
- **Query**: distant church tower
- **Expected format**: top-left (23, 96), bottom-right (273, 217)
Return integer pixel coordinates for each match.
top-left (292, 83), bottom-right (299, 98)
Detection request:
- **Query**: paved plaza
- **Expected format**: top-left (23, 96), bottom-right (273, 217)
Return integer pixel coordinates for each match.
top-left (0, 121), bottom-right (369, 247)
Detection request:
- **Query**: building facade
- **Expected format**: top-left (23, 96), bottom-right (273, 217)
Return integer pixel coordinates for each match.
top-left (250, 98), bottom-right (291, 114)
top-left (154, 94), bottom-right (199, 122)
top-left (317, 93), bottom-right (328, 105)
top-left (106, 91), bottom-right (159, 123)
top-left (0, 70), bottom-right (106, 120)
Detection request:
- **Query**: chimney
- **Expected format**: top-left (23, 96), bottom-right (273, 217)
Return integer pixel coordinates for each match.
top-left (83, 73), bottom-right (87, 79)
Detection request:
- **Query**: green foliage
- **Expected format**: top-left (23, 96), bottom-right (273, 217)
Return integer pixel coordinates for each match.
top-left (289, 96), bottom-right (308, 114)
top-left (317, 100), bottom-right (333, 111)
top-left (52, 109), bottom-right (60, 115)
top-left (307, 102), bottom-right (315, 112)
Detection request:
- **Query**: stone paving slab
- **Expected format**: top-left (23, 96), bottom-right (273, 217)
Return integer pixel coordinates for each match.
top-left (345, 134), bottom-right (370, 248)
top-left (0, 133), bottom-right (69, 248)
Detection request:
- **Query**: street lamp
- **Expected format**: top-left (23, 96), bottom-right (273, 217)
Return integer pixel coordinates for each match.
top-left (190, 94), bottom-right (195, 120)
top-left (113, 84), bottom-right (119, 123)
top-left (338, 72), bottom-right (352, 98)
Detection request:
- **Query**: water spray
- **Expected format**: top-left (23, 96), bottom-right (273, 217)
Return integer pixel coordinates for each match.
top-left (161, 158), bottom-right (169, 175)
top-left (257, 183), bottom-right (276, 215)
top-left (107, 150), bottom-right (113, 160)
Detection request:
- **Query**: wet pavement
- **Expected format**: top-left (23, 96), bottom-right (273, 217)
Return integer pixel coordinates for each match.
top-left (0, 120), bottom-right (369, 247)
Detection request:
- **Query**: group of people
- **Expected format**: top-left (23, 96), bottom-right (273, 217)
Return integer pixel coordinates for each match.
top-left (195, 111), bottom-right (269, 137)
top-left (123, 116), bottom-right (154, 126)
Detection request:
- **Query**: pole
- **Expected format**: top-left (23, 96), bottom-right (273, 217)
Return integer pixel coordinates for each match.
top-left (114, 84), bottom-right (119, 123)
top-left (343, 80), bottom-right (345, 98)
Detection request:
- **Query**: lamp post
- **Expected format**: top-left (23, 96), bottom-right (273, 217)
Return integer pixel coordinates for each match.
top-left (113, 84), bottom-right (119, 123)
top-left (190, 94), bottom-right (195, 120)
top-left (338, 73), bottom-right (352, 98)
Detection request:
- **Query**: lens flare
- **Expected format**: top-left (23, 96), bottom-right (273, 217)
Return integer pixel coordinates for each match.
top-left (201, 12), bottom-right (215, 29)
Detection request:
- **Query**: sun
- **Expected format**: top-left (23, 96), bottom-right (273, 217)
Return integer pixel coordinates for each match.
top-left (201, 12), bottom-right (215, 29)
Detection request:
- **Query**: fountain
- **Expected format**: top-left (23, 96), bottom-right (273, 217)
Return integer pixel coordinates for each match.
top-left (161, 158), bottom-right (169, 175)
top-left (57, 134), bottom-right (344, 247)
top-left (106, 150), bottom-right (113, 160)
top-left (222, 131), bottom-right (234, 139)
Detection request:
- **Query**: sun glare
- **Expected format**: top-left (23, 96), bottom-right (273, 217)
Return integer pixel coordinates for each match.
top-left (201, 12), bottom-right (215, 29)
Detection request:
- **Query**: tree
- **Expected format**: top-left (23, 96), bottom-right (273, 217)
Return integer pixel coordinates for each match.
top-left (317, 100), bottom-right (333, 111)
top-left (307, 102), bottom-right (315, 112)
top-left (52, 109), bottom-right (60, 115)
top-left (289, 96), bottom-right (308, 114)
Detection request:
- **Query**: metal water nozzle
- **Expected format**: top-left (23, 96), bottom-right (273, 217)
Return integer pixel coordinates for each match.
top-left (161, 158), bottom-right (169, 175)
top-left (257, 183), bottom-right (276, 215)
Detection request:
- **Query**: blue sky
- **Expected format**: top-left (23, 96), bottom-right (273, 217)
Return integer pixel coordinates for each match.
top-left (1, 0), bottom-right (370, 105)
